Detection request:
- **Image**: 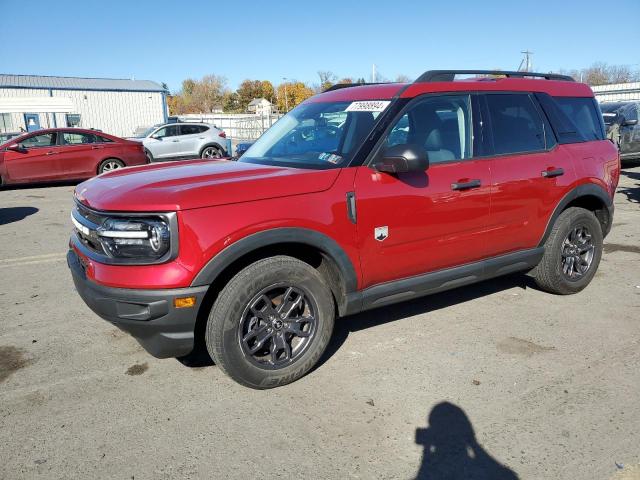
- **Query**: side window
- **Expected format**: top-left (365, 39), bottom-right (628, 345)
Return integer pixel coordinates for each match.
top-left (62, 132), bottom-right (95, 145)
top-left (94, 135), bottom-right (114, 143)
top-left (153, 126), bottom-right (179, 139)
top-left (385, 95), bottom-right (472, 163)
top-left (180, 124), bottom-right (202, 135)
top-left (19, 133), bottom-right (57, 148)
top-left (198, 125), bottom-right (209, 133)
top-left (554, 97), bottom-right (605, 140)
top-left (486, 94), bottom-right (545, 155)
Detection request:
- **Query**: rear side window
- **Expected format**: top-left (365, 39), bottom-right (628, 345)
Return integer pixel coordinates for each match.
top-left (95, 135), bottom-right (114, 143)
top-left (181, 124), bottom-right (204, 135)
top-left (62, 132), bottom-right (95, 145)
top-left (485, 94), bottom-right (546, 155)
top-left (554, 97), bottom-right (605, 141)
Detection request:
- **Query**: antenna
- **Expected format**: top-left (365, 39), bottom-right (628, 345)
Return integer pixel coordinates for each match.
top-left (518, 50), bottom-right (534, 72)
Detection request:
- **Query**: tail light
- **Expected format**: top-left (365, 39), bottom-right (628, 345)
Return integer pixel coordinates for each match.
top-left (218, 131), bottom-right (226, 138)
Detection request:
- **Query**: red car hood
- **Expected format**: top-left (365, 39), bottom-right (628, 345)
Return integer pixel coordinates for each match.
top-left (75, 160), bottom-right (342, 212)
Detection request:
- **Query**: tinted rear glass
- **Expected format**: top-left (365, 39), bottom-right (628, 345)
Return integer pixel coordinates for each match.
top-left (485, 94), bottom-right (546, 155)
top-left (554, 97), bottom-right (605, 141)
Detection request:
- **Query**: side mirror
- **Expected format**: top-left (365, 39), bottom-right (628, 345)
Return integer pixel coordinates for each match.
top-left (151, 135), bottom-right (163, 140)
top-left (6, 144), bottom-right (27, 153)
top-left (373, 144), bottom-right (429, 173)
top-left (623, 119), bottom-right (638, 126)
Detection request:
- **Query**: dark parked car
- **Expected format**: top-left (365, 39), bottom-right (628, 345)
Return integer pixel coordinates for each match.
top-left (600, 101), bottom-right (640, 162)
top-left (0, 128), bottom-right (148, 186)
top-left (235, 142), bottom-right (254, 158)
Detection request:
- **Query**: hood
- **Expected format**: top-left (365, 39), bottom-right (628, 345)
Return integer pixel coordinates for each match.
top-left (75, 159), bottom-right (341, 212)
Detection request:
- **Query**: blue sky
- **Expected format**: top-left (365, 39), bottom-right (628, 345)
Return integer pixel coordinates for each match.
top-left (1, 0), bottom-right (638, 92)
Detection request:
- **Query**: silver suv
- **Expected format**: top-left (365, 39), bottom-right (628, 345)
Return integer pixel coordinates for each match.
top-left (138, 123), bottom-right (227, 161)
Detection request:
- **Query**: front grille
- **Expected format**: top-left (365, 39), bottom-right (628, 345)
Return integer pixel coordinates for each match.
top-left (73, 203), bottom-right (107, 256)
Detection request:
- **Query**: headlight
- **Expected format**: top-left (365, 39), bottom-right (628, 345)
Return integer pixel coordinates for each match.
top-left (97, 217), bottom-right (171, 260)
top-left (71, 203), bottom-right (177, 264)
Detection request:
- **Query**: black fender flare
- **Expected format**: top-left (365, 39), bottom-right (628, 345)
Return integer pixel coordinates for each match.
top-left (190, 227), bottom-right (358, 294)
top-left (538, 183), bottom-right (614, 246)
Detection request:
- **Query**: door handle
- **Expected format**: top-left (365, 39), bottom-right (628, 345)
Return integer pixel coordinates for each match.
top-left (171, 139), bottom-right (180, 142)
top-left (541, 168), bottom-right (564, 178)
top-left (45, 151), bottom-right (59, 155)
top-left (91, 146), bottom-right (104, 150)
top-left (451, 179), bottom-right (481, 191)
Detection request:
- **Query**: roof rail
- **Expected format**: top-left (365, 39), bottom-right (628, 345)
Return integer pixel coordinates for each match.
top-left (323, 82), bottom-right (389, 92)
top-left (415, 70), bottom-right (574, 83)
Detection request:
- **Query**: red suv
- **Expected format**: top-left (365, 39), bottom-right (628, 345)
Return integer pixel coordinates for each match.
top-left (0, 128), bottom-right (147, 185)
top-left (68, 70), bottom-right (619, 389)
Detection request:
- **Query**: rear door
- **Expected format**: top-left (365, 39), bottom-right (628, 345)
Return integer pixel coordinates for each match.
top-left (619, 103), bottom-right (640, 158)
top-left (4, 132), bottom-right (63, 182)
top-left (57, 131), bottom-right (100, 178)
top-left (482, 93), bottom-right (576, 256)
top-left (178, 124), bottom-right (205, 157)
top-left (354, 94), bottom-right (492, 288)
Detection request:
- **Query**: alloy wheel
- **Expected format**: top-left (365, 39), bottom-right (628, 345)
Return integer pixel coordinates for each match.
top-left (238, 285), bottom-right (317, 369)
top-left (101, 161), bottom-right (122, 172)
top-left (561, 225), bottom-right (595, 280)
top-left (201, 147), bottom-right (221, 159)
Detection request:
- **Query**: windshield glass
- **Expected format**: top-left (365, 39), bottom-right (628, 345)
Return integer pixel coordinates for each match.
top-left (238, 100), bottom-right (389, 169)
top-left (135, 126), bottom-right (157, 138)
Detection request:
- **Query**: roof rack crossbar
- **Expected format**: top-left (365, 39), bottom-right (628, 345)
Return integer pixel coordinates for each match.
top-left (415, 70), bottom-right (574, 83)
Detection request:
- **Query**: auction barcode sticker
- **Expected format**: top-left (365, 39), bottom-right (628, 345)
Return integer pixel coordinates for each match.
top-left (345, 101), bottom-right (391, 112)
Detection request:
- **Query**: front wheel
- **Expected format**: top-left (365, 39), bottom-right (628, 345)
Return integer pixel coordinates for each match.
top-left (201, 146), bottom-right (223, 159)
top-left (98, 158), bottom-right (125, 174)
top-left (205, 256), bottom-right (335, 389)
top-left (532, 207), bottom-right (603, 294)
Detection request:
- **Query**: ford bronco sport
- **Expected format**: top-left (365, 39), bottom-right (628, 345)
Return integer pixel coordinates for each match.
top-left (68, 70), bottom-right (619, 389)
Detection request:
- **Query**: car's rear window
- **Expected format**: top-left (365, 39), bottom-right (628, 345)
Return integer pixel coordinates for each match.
top-left (554, 97), bottom-right (605, 141)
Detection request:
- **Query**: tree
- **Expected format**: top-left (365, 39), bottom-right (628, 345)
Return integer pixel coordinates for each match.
top-left (556, 63), bottom-right (640, 86)
top-left (276, 81), bottom-right (314, 112)
top-left (167, 75), bottom-right (228, 114)
top-left (236, 79), bottom-right (276, 112)
top-left (318, 70), bottom-right (337, 91)
top-left (395, 74), bottom-right (411, 83)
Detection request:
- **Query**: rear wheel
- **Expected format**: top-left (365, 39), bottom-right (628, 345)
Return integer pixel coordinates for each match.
top-left (201, 146), bottom-right (223, 159)
top-left (532, 207), bottom-right (603, 294)
top-left (98, 158), bottom-right (125, 174)
top-left (205, 256), bottom-right (335, 389)
top-left (144, 149), bottom-right (154, 163)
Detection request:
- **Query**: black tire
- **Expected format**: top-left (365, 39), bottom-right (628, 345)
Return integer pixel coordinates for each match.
top-left (98, 158), bottom-right (125, 174)
top-left (200, 145), bottom-right (223, 159)
top-left (205, 256), bottom-right (335, 389)
top-left (144, 149), bottom-right (154, 163)
top-left (532, 207), bottom-right (603, 295)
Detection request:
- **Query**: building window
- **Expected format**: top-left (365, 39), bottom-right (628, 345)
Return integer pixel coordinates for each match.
top-left (0, 113), bottom-right (13, 132)
top-left (66, 114), bottom-right (81, 127)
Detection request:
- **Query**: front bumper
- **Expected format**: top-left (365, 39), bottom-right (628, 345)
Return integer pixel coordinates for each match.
top-left (67, 249), bottom-right (208, 358)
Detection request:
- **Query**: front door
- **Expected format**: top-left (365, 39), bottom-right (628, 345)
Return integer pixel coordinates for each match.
top-left (147, 125), bottom-right (180, 159)
top-left (354, 94), bottom-right (492, 289)
top-left (24, 113), bottom-right (41, 132)
top-left (4, 132), bottom-right (63, 182)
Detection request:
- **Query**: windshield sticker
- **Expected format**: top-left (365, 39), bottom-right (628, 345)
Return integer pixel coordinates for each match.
top-left (319, 152), bottom-right (344, 165)
top-left (345, 100), bottom-right (391, 112)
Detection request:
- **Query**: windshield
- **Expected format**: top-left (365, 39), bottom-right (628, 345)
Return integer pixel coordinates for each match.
top-left (135, 126), bottom-right (157, 138)
top-left (238, 100), bottom-right (389, 169)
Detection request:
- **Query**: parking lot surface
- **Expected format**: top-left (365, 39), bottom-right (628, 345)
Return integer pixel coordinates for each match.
top-left (1, 167), bottom-right (639, 480)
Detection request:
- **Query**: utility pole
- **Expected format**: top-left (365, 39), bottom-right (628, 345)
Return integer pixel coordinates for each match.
top-left (518, 50), bottom-right (534, 72)
top-left (282, 77), bottom-right (289, 112)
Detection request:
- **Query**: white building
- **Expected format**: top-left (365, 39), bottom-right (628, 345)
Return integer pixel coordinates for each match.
top-left (247, 98), bottom-right (274, 115)
top-left (592, 82), bottom-right (640, 103)
top-left (0, 74), bottom-right (168, 137)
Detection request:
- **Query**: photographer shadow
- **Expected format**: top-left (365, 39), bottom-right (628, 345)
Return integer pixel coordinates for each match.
top-left (415, 402), bottom-right (519, 480)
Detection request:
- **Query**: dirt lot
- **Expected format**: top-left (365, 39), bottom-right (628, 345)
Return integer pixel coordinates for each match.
top-left (1, 167), bottom-right (639, 480)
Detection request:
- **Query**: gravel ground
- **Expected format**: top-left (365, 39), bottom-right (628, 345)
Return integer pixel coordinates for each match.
top-left (1, 166), bottom-right (639, 480)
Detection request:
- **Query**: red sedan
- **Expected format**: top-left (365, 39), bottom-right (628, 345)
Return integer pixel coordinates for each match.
top-left (0, 128), bottom-right (148, 186)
